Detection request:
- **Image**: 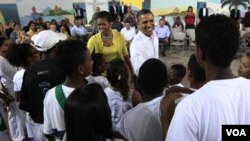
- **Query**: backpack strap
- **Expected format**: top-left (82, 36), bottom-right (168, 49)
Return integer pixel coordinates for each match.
top-left (55, 84), bottom-right (66, 110)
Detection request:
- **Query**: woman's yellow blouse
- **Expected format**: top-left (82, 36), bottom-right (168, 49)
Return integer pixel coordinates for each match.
top-left (87, 30), bottom-right (128, 62)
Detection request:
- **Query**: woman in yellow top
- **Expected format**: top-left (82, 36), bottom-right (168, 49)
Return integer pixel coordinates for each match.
top-left (87, 11), bottom-right (134, 75)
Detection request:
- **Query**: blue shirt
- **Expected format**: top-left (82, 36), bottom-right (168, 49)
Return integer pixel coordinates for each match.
top-left (155, 25), bottom-right (170, 39)
top-left (30, 12), bottom-right (40, 22)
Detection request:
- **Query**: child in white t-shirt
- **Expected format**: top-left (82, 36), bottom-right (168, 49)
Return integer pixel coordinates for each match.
top-left (7, 43), bottom-right (41, 140)
top-left (43, 40), bottom-right (92, 141)
top-left (86, 53), bottom-right (109, 88)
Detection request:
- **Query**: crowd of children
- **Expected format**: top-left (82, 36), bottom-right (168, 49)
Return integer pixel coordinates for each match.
top-left (0, 7), bottom-right (250, 141)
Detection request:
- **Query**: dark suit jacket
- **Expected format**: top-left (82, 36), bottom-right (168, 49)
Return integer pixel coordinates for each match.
top-left (109, 5), bottom-right (118, 16)
top-left (244, 11), bottom-right (250, 27)
top-left (230, 9), bottom-right (241, 21)
top-left (74, 8), bottom-right (86, 18)
top-left (119, 5), bottom-right (127, 21)
top-left (198, 8), bottom-right (209, 20)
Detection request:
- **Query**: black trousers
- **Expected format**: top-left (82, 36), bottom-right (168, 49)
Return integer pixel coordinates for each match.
top-left (159, 38), bottom-right (169, 53)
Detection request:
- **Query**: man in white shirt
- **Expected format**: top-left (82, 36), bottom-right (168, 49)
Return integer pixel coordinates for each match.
top-left (155, 18), bottom-right (170, 56)
top-left (117, 58), bottom-right (167, 141)
top-left (120, 20), bottom-right (136, 49)
top-left (130, 9), bottom-right (159, 75)
top-left (166, 15), bottom-right (250, 141)
top-left (70, 17), bottom-right (88, 42)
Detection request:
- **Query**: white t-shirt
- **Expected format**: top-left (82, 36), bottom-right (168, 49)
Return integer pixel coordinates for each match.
top-left (166, 77), bottom-right (250, 141)
top-left (117, 96), bottom-right (163, 141)
top-left (169, 83), bottom-right (184, 88)
top-left (0, 56), bottom-right (17, 96)
top-left (43, 85), bottom-right (75, 135)
top-left (104, 87), bottom-right (133, 130)
top-left (203, 8), bottom-right (206, 16)
top-left (13, 69), bottom-right (25, 92)
top-left (130, 31), bottom-right (159, 75)
top-left (120, 27), bottom-right (136, 41)
top-left (86, 75), bottom-right (110, 89)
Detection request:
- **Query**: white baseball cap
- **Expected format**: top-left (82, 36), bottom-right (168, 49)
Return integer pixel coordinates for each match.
top-left (31, 30), bottom-right (67, 52)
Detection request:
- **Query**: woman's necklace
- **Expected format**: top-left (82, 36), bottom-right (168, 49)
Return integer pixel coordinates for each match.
top-left (102, 32), bottom-right (113, 47)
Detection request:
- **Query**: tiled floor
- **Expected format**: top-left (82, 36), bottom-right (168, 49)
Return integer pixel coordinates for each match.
top-left (159, 48), bottom-right (244, 87)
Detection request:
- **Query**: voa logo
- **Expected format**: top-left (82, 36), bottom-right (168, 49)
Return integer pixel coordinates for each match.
top-left (226, 129), bottom-right (246, 136)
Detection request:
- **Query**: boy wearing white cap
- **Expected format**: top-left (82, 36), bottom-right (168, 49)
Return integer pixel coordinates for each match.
top-left (19, 30), bottom-right (66, 141)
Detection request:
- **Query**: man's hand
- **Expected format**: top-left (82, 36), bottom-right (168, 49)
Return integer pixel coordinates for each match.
top-left (0, 93), bottom-right (15, 106)
top-left (164, 38), bottom-right (169, 43)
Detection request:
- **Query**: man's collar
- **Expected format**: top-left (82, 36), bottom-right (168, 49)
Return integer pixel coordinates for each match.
top-left (138, 30), bottom-right (155, 42)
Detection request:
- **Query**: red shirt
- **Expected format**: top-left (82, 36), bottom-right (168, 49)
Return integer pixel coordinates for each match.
top-left (185, 13), bottom-right (195, 25)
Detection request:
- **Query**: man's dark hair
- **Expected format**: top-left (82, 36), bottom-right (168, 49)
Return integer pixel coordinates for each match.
top-left (136, 9), bottom-right (153, 22)
top-left (96, 11), bottom-right (113, 22)
top-left (195, 14), bottom-right (239, 68)
top-left (137, 59), bottom-right (167, 97)
top-left (57, 40), bottom-right (88, 75)
top-left (159, 18), bottom-right (165, 22)
top-left (188, 54), bottom-right (206, 82)
top-left (171, 64), bottom-right (186, 81)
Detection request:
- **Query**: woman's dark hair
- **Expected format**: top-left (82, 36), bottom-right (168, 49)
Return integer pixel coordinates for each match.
top-left (107, 58), bottom-right (129, 101)
top-left (6, 43), bottom-right (38, 68)
top-left (44, 21), bottom-right (50, 30)
top-left (28, 21), bottom-right (36, 28)
top-left (92, 53), bottom-right (105, 74)
top-left (51, 19), bottom-right (58, 24)
top-left (96, 11), bottom-right (113, 22)
top-left (60, 20), bottom-right (66, 26)
top-left (64, 84), bottom-right (113, 141)
top-left (0, 36), bottom-right (8, 47)
top-left (138, 58), bottom-right (168, 97)
top-left (57, 40), bottom-right (88, 75)
top-left (188, 6), bottom-right (193, 11)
